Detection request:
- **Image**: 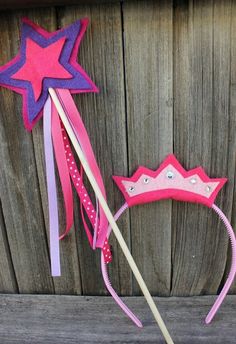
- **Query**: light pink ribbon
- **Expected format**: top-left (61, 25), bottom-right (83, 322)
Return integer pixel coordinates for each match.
top-left (43, 96), bottom-right (61, 276)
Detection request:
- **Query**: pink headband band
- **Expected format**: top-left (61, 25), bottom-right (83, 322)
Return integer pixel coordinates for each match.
top-left (101, 155), bottom-right (236, 327)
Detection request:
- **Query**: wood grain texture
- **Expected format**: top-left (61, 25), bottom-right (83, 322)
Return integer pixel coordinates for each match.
top-left (58, 3), bottom-right (131, 295)
top-left (0, 0), bottom-right (236, 297)
top-left (0, 11), bottom-right (54, 293)
top-left (123, 0), bottom-right (173, 296)
top-left (0, 294), bottom-right (235, 343)
top-left (172, 0), bottom-right (236, 296)
top-left (0, 0), bottom-right (123, 11)
top-left (0, 203), bottom-right (18, 293)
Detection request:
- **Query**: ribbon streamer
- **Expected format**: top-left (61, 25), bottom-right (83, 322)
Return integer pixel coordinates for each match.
top-left (43, 96), bottom-right (61, 276)
top-left (59, 119), bottom-right (112, 263)
top-left (59, 118), bottom-right (141, 325)
top-left (51, 100), bottom-right (74, 240)
top-left (55, 88), bottom-right (108, 248)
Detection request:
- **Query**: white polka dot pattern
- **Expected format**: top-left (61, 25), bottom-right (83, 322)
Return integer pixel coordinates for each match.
top-left (61, 122), bottom-right (112, 263)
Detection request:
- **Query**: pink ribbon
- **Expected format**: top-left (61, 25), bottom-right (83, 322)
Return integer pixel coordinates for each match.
top-left (55, 88), bottom-right (108, 248)
top-left (59, 119), bottom-right (112, 263)
top-left (51, 100), bottom-right (74, 240)
top-left (43, 93), bottom-right (137, 326)
top-left (43, 90), bottom-right (111, 273)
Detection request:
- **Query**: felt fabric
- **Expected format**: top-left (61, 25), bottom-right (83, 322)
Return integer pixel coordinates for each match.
top-left (0, 17), bottom-right (98, 130)
top-left (13, 37), bottom-right (73, 101)
top-left (113, 154), bottom-right (227, 207)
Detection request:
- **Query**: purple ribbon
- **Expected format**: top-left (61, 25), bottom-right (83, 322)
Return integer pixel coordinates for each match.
top-left (43, 96), bottom-right (61, 276)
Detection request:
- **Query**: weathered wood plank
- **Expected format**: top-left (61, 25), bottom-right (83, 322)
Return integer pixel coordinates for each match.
top-left (58, 3), bottom-right (131, 295)
top-left (0, 0), bottom-right (123, 11)
top-left (0, 294), bottom-right (235, 343)
top-left (0, 11), bottom-right (54, 293)
top-left (0, 203), bottom-right (18, 293)
top-left (172, 0), bottom-right (236, 296)
top-left (123, 0), bottom-right (173, 296)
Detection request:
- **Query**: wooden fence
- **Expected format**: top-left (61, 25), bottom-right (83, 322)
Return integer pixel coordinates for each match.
top-left (0, 0), bottom-right (235, 297)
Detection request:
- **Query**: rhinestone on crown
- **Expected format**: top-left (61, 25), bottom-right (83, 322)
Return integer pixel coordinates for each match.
top-left (166, 171), bottom-right (174, 179)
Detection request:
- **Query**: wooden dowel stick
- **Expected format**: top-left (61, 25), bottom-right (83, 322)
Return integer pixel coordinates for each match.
top-left (49, 87), bottom-right (174, 344)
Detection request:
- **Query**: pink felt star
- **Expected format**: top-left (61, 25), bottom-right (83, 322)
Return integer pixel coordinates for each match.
top-left (12, 37), bottom-right (72, 101)
top-left (0, 17), bottom-right (98, 130)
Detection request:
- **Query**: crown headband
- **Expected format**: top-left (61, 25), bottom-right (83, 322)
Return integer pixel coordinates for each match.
top-left (113, 154), bottom-right (227, 208)
top-left (101, 154), bottom-right (236, 325)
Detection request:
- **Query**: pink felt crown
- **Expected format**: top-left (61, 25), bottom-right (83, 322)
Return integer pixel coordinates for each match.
top-left (113, 154), bottom-right (227, 207)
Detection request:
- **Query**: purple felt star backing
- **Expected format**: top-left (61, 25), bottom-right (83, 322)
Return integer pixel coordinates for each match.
top-left (0, 17), bottom-right (98, 130)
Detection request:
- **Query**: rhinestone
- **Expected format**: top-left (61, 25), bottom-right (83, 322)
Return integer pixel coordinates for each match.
top-left (206, 186), bottom-right (211, 192)
top-left (166, 171), bottom-right (174, 179)
top-left (143, 178), bottom-right (149, 184)
top-left (190, 178), bottom-right (197, 184)
top-left (128, 186), bottom-right (135, 192)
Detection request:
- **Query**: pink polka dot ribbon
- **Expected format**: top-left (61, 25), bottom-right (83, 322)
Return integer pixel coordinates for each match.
top-left (60, 119), bottom-right (112, 263)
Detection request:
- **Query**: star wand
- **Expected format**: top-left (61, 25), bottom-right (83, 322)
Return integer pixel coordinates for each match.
top-left (0, 17), bottom-right (174, 344)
